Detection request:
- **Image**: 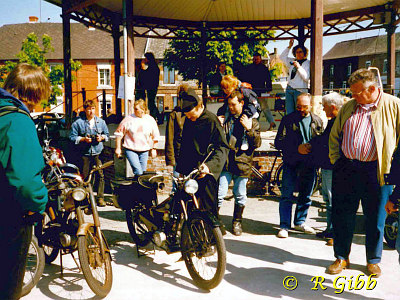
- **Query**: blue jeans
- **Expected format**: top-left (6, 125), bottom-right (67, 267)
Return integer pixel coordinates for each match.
top-left (279, 162), bottom-right (316, 229)
top-left (285, 86), bottom-right (302, 115)
top-left (321, 169), bottom-right (333, 233)
top-left (217, 171), bottom-right (248, 207)
top-left (125, 149), bottom-right (149, 175)
top-left (332, 158), bottom-right (391, 264)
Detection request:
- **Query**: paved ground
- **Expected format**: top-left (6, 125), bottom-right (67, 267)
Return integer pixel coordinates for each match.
top-left (23, 191), bottom-right (400, 300)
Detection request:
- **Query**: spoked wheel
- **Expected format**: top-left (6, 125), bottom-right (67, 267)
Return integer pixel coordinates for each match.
top-left (384, 212), bottom-right (398, 249)
top-left (181, 215), bottom-right (226, 290)
top-left (274, 163), bottom-right (284, 195)
top-left (77, 227), bottom-right (112, 298)
top-left (42, 212), bottom-right (59, 264)
top-left (21, 235), bottom-right (45, 297)
top-left (125, 209), bottom-right (152, 247)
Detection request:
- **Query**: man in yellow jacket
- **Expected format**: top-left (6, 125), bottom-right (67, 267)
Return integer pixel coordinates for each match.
top-left (328, 68), bottom-right (400, 277)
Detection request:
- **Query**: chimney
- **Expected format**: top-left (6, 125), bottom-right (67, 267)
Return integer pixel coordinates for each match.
top-left (29, 16), bottom-right (39, 23)
top-left (274, 48), bottom-right (277, 55)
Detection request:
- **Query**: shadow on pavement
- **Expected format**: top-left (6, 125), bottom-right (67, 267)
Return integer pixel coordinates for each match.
top-left (224, 264), bottom-right (382, 299)
top-left (224, 239), bottom-right (382, 299)
top-left (36, 262), bottom-right (100, 300)
top-left (111, 243), bottom-right (211, 294)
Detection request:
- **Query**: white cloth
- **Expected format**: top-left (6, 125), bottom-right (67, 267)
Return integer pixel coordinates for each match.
top-left (280, 47), bottom-right (310, 92)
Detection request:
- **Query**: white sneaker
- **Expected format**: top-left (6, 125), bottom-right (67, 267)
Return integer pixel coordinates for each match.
top-left (294, 224), bottom-right (315, 234)
top-left (277, 229), bottom-right (289, 238)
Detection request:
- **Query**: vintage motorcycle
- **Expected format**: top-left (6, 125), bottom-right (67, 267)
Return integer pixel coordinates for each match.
top-left (113, 149), bottom-right (226, 290)
top-left (38, 153), bottom-right (114, 298)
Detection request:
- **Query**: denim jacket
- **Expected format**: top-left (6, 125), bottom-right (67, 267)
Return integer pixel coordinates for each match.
top-left (69, 116), bottom-right (109, 156)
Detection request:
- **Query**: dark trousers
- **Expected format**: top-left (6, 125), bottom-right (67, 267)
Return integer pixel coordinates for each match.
top-left (197, 175), bottom-right (219, 217)
top-left (279, 162), bottom-right (316, 229)
top-left (82, 155), bottom-right (104, 199)
top-left (332, 158), bottom-right (387, 264)
top-left (0, 219), bottom-right (32, 299)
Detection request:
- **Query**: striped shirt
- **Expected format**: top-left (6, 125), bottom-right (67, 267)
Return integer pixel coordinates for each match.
top-left (341, 91), bottom-right (381, 161)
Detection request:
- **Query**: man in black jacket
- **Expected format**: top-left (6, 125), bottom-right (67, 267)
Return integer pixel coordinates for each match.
top-left (217, 91), bottom-right (261, 235)
top-left (176, 89), bottom-right (229, 216)
top-left (274, 93), bottom-right (324, 238)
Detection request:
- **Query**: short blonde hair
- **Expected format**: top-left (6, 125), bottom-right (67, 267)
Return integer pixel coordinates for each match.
top-left (134, 99), bottom-right (149, 114)
top-left (220, 75), bottom-right (240, 92)
top-left (4, 63), bottom-right (50, 108)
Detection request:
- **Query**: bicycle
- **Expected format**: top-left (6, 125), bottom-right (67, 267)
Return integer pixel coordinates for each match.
top-left (249, 149), bottom-right (322, 197)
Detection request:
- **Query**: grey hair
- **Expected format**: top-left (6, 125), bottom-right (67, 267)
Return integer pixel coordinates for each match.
top-left (348, 68), bottom-right (377, 87)
top-left (322, 92), bottom-right (344, 110)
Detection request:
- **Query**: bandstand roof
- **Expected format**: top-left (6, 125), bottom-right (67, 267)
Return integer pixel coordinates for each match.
top-left (45, 1), bottom-right (400, 39)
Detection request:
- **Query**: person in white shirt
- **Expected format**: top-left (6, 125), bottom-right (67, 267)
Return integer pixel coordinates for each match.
top-left (114, 99), bottom-right (160, 175)
top-left (280, 39), bottom-right (310, 114)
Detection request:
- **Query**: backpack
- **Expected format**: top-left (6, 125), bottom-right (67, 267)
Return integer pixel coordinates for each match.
top-left (0, 105), bottom-right (31, 118)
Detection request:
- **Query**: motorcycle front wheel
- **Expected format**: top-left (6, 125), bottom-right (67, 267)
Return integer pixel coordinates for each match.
top-left (180, 215), bottom-right (226, 290)
top-left (77, 227), bottom-right (112, 298)
top-left (125, 209), bottom-right (152, 247)
top-left (21, 235), bottom-right (45, 297)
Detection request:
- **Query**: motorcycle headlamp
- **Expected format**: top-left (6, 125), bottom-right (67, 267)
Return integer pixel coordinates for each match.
top-left (184, 179), bottom-right (198, 194)
top-left (71, 187), bottom-right (87, 201)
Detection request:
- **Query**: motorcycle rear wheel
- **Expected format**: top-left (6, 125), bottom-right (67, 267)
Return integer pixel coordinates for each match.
top-left (21, 235), bottom-right (45, 297)
top-left (384, 212), bottom-right (398, 249)
top-left (181, 215), bottom-right (226, 290)
top-left (125, 209), bottom-right (152, 247)
top-left (77, 227), bottom-right (112, 298)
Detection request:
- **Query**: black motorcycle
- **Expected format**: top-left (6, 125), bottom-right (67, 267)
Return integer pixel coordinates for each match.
top-left (113, 151), bottom-right (226, 290)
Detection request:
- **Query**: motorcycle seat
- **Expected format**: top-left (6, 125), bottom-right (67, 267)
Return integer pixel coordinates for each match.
top-left (138, 174), bottom-right (165, 190)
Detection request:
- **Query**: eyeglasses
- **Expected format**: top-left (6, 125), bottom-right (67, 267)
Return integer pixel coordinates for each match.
top-left (350, 85), bottom-right (371, 96)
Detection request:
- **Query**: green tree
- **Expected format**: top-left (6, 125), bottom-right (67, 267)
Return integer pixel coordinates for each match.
top-left (163, 30), bottom-right (277, 85)
top-left (0, 32), bottom-right (82, 108)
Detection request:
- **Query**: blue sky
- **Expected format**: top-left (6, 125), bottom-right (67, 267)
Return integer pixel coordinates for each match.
top-left (0, 0), bottom-right (394, 56)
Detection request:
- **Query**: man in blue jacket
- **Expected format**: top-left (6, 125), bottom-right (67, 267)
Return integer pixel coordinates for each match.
top-left (70, 100), bottom-right (109, 207)
top-left (0, 63), bottom-right (49, 299)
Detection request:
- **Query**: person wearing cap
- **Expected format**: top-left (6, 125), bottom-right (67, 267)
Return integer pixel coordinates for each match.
top-left (176, 88), bottom-right (229, 217)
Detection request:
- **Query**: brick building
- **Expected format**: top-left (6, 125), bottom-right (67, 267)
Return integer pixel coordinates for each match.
top-left (323, 33), bottom-right (400, 94)
top-left (0, 22), bottom-right (193, 116)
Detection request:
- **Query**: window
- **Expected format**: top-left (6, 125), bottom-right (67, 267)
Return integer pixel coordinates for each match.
top-left (329, 65), bottom-right (334, 76)
top-left (383, 59), bottom-right (388, 73)
top-left (97, 93), bottom-right (113, 116)
top-left (329, 82), bottom-right (334, 90)
top-left (173, 96), bottom-right (178, 108)
top-left (163, 66), bottom-right (175, 84)
top-left (347, 63), bottom-right (352, 76)
top-left (97, 63), bottom-right (111, 87)
top-left (365, 61), bottom-right (371, 68)
top-left (342, 81), bottom-right (347, 89)
top-left (156, 96), bottom-right (164, 112)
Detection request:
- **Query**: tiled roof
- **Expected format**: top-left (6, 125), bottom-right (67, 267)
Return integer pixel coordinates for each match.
top-left (323, 33), bottom-right (400, 60)
top-left (0, 23), bottom-right (169, 61)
